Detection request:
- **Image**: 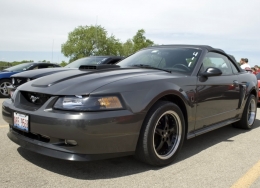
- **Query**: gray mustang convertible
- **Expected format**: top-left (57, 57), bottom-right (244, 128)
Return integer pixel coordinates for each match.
top-left (2, 45), bottom-right (258, 166)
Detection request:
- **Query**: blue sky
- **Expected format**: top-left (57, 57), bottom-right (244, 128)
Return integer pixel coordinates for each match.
top-left (0, 0), bottom-right (259, 65)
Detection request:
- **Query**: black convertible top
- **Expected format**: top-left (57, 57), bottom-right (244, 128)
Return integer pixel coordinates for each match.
top-left (147, 44), bottom-right (226, 54)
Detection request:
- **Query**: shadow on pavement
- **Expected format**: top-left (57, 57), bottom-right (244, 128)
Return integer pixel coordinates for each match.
top-left (17, 119), bottom-right (260, 180)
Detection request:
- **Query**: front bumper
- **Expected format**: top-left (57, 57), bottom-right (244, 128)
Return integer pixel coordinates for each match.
top-left (2, 98), bottom-right (143, 161)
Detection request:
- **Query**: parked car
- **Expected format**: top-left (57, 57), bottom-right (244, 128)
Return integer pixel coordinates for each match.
top-left (8, 56), bottom-right (123, 97)
top-left (0, 62), bottom-right (60, 97)
top-left (2, 45), bottom-right (257, 166)
top-left (256, 73), bottom-right (260, 103)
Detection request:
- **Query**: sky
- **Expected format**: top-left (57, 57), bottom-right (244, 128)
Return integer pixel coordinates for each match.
top-left (0, 0), bottom-right (259, 65)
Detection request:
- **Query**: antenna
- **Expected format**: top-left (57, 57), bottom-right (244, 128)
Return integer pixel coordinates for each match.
top-left (95, 16), bottom-right (98, 62)
top-left (51, 39), bottom-right (54, 63)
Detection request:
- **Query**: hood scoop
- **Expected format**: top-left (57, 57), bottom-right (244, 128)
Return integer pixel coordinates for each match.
top-left (79, 64), bottom-right (120, 70)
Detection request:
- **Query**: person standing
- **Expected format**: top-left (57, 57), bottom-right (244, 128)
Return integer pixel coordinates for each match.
top-left (254, 65), bottom-right (260, 74)
top-left (240, 58), bottom-right (251, 69)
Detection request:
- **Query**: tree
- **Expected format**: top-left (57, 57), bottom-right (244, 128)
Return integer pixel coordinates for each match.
top-left (121, 29), bottom-right (154, 57)
top-left (61, 25), bottom-right (122, 62)
top-left (122, 39), bottom-right (134, 57)
top-left (132, 29), bottom-right (154, 53)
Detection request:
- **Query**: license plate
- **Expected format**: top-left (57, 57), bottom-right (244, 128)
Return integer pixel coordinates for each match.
top-left (13, 112), bottom-right (29, 132)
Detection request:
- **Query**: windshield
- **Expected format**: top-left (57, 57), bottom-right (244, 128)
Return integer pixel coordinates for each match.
top-left (65, 57), bottom-right (107, 68)
top-left (117, 47), bottom-right (202, 74)
top-left (4, 63), bottom-right (34, 72)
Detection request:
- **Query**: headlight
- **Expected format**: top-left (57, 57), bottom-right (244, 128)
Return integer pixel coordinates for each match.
top-left (11, 89), bottom-right (18, 102)
top-left (12, 78), bottom-right (15, 85)
top-left (53, 95), bottom-right (123, 111)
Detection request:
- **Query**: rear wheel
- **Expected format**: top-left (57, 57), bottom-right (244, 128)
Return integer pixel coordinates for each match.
top-left (0, 79), bottom-right (11, 98)
top-left (135, 101), bottom-right (185, 166)
top-left (233, 94), bottom-right (257, 129)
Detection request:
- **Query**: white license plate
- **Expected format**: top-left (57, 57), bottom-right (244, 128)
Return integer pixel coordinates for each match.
top-left (13, 112), bottom-right (29, 132)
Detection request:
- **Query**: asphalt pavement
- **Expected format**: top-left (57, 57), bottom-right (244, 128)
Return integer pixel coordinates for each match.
top-left (1, 98), bottom-right (260, 188)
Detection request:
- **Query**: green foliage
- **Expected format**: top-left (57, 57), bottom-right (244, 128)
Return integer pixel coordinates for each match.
top-left (121, 29), bottom-right (154, 57)
top-left (0, 60), bottom-right (34, 70)
top-left (122, 39), bottom-right (134, 57)
top-left (61, 26), bottom-right (154, 61)
top-left (132, 29), bottom-right (154, 53)
top-left (60, 61), bottom-right (68, 67)
top-left (61, 25), bottom-right (123, 62)
top-left (40, 60), bottom-right (50, 63)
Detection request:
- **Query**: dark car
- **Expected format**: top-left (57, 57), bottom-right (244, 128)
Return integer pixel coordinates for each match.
top-left (0, 62), bottom-right (60, 97)
top-left (9, 56), bottom-right (123, 96)
top-left (2, 45), bottom-right (257, 166)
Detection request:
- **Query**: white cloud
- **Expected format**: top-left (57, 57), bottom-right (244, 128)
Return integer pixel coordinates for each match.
top-left (0, 0), bottom-right (259, 63)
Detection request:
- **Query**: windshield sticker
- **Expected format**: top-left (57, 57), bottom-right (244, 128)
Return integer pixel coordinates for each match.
top-left (193, 52), bottom-right (198, 56)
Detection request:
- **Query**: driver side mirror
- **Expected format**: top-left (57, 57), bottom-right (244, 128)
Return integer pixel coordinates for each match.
top-left (200, 67), bottom-right (222, 77)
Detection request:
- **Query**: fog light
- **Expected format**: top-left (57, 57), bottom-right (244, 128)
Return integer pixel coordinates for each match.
top-left (65, 140), bottom-right (77, 146)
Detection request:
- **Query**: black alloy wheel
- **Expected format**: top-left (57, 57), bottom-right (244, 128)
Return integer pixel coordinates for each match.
top-left (233, 94), bottom-right (257, 129)
top-left (135, 101), bottom-right (185, 166)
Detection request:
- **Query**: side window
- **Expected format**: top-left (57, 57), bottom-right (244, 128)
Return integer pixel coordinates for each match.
top-left (200, 52), bottom-right (233, 75)
top-left (38, 65), bottom-right (55, 68)
top-left (107, 59), bottom-right (121, 64)
top-left (46, 65), bottom-right (55, 68)
top-left (229, 60), bottom-right (239, 73)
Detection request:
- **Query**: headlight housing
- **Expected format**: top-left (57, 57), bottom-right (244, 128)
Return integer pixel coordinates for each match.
top-left (53, 95), bottom-right (123, 111)
top-left (11, 89), bottom-right (18, 102)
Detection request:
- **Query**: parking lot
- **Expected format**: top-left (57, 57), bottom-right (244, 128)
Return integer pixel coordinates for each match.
top-left (1, 98), bottom-right (260, 188)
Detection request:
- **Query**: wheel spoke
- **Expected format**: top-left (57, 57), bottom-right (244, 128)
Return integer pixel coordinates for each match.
top-left (168, 127), bottom-right (175, 134)
top-left (156, 140), bottom-right (164, 152)
top-left (155, 127), bottom-right (164, 135)
top-left (166, 139), bottom-right (172, 147)
top-left (164, 115), bottom-right (169, 128)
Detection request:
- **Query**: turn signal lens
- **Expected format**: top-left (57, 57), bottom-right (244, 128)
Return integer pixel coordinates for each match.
top-left (98, 97), bottom-right (122, 109)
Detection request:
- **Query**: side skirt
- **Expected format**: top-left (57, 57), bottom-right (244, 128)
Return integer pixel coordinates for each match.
top-left (187, 118), bottom-right (240, 139)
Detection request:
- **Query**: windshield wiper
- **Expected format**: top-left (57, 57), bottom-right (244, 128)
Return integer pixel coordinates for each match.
top-left (133, 64), bottom-right (171, 73)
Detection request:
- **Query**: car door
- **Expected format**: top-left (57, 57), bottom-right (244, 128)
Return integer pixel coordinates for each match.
top-left (195, 52), bottom-right (240, 130)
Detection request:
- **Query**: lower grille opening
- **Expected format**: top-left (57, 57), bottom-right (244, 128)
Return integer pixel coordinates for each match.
top-left (12, 128), bottom-right (50, 143)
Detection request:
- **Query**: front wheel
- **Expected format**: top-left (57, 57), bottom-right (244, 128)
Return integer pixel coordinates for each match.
top-left (135, 101), bottom-right (185, 166)
top-left (233, 94), bottom-right (257, 129)
top-left (0, 79), bottom-right (11, 98)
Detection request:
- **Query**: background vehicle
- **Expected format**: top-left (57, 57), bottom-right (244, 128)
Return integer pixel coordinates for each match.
top-left (0, 62), bottom-right (60, 97)
top-left (2, 45), bottom-right (257, 166)
top-left (10, 56), bottom-right (123, 89)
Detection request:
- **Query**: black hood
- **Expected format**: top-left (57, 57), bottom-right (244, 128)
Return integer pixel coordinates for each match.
top-left (19, 68), bottom-right (183, 95)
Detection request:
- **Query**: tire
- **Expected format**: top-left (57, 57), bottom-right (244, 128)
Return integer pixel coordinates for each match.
top-left (233, 94), bottom-right (257, 129)
top-left (135, 101), bottom-right (185, 166)
top-left (0, 79), bottom-right (11, 98)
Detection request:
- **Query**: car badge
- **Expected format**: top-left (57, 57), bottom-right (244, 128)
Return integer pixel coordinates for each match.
top-left (30, 95), bottom-right (39, 103)
top-left (17, 79), bottom-right (22, 83)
